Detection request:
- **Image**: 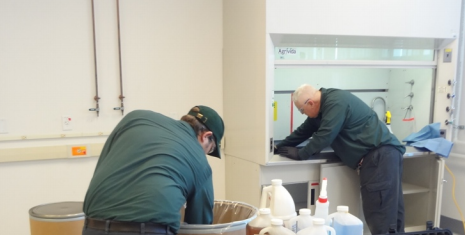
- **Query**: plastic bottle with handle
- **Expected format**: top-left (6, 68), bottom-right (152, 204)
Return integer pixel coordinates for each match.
top-left (288, 208), bottom-right (313, 233)
top-left (247, 208), bottom-right (273, 235)
top-left (297, 218), bottom-right (336, 235)
top-left (327, 206), bottom-right (363, 235)
top-left (313, 178), bottom-right (330, 226)
top-left (259, 219), bottom-right (296, 235)
top-left (260, 179), bottom-right (297, 228)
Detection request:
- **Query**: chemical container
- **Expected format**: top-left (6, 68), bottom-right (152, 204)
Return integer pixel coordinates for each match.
top-left (178, 200), bottom-right (258, 235)
top-left (297, 218), bottom-right (336, 235)
top-left (29, 201), bottom-right (84, 235)
top-left (247, 208), bottom-right (273, 235)
top-left (289, 208), bottom-right (313, 233)
top-left (259, 219), bottom-right (296, 235)
top-left (314, 178), bottom-right (330, 226)
top-left (260, 179), bottom-right (297, 228)
top-left (328, 206), bottom-right (363, 235)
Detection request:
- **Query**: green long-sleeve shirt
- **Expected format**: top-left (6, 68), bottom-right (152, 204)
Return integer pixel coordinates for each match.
top-left (83, 110), bottom-right (214, 233)
top-left (277, 88), bottom-right (405, 169)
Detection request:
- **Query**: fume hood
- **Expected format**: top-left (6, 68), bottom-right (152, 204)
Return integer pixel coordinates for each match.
top-left (223, 0), bottom-right (461, 232)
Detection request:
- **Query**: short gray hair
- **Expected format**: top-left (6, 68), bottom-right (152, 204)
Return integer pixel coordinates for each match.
top-left (293, 84), bottom-right (317, 103)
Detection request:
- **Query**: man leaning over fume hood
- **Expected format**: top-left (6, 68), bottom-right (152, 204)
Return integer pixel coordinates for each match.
top-left (82, 105), bottom-right (224, 235)
top-left (275, 84), bottom-right (406, 235)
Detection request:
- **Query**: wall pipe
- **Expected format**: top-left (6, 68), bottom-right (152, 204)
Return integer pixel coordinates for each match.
top-left (89, 0), bottom-right (100, 116)
top-left (114, 0), bottom-right (125, 115)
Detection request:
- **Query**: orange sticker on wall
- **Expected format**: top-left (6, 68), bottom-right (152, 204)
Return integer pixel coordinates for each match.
top-left (72, 146), bottom-right (87, 156)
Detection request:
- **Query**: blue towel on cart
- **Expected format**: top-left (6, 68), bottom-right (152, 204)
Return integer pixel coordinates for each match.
top-left (403, 122), bottom-right (453, 158)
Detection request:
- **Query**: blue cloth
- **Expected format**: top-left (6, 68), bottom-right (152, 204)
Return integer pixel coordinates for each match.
top-left (409, 138), bottom-right (453, 158)
top-left (402, 122), bottom-right (453, 158)
top-left (402, 122), bottom-right (441, 143)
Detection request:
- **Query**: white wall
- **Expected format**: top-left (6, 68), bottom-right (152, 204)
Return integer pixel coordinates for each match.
top-left (0, 1), bottom-right (223, 234)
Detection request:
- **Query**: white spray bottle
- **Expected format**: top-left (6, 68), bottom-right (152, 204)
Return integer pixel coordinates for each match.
top-left (313, 177), bottom-right (330, 226)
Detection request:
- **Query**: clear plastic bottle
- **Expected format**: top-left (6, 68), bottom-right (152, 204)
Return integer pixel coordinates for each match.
top-left (313, 178), bottom-right (330, 226)
top-left (247, 208), bottom-right (273, 235)
top-left (328, 206), bottom-right (363, 235)
top-left (288, 208), bottom-right (313, 233)
top-left (297, 218), bottom-right (336, 235)
top-left (259, 219), bottom-right (296, 235)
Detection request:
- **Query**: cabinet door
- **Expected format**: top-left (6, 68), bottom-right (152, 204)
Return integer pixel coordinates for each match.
top-left (434, 158), bottom-right (445, 227)
top-left (320, 163), bottom-right (361, 217)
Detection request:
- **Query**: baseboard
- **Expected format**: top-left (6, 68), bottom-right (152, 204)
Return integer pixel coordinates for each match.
top-left (441, 215), bottom-right (465, 235)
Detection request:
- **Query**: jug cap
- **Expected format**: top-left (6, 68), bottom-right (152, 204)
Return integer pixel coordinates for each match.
top-left (299, 208), bottom-right (311, 215)
top-left (259, 208), bottom-right (271, 215)
top-left (312, 218), bottom-right (325, 225)
top-left (271, 218), bottom-right (283, 226)
top-left (337, 206), bottom-right (349, 212)
top-left (271, 179), bottom-right (282, 186)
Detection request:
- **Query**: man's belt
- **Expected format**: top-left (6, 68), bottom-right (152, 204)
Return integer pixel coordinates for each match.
top-left (85, 218), bottom-right (174, 234)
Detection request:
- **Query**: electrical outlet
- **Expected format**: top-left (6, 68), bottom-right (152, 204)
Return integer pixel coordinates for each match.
top-left (62, 116), bottom-right (72, 131)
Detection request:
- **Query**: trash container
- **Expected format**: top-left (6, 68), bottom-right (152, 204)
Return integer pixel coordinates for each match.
top-left (29, 201), bottom-right (84, 235)
top-left (178, 200), bottom-right (258, 235)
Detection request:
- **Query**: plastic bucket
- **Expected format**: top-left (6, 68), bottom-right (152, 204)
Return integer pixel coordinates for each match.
top-left (29, 201), bottom-right (84, 235)
top-left (178, 200), bottom-right (258, 235)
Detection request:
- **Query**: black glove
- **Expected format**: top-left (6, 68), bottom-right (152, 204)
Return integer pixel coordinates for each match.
top-left (273, 145), bottom-right (279, 154)
top-left (276, 146), bottom-right (301, 160)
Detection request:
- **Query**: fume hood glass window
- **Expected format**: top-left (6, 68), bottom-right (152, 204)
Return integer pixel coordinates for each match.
top-left (275, 47), bottom-right (434, 61)
top-left (273, 47), bottom-right (435, 142)
top-left (273, 67), bottom-right (434, 142)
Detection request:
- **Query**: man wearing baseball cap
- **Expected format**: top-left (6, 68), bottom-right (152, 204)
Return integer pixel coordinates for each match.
top-left (82, 105), bottom-right (224, 235)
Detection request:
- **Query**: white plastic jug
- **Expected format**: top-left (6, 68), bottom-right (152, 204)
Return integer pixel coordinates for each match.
top-left (288, 208), bottom-right (313, 233)
top-left (313, 178), bottom-right (330, 226)
top-left (297, 218), bottom-right (336, 235)
top-left (260, 179), bottom-right (297, 228)
top-left (328, 206), bottom-right (363, 235)
top-left (247, 208), bottom-right (273, 235)
top-left (259, 219), bottom-right (296, 235)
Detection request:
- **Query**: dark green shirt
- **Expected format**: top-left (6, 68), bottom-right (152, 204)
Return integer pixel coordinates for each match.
top-left (83, 110), bottom-right (214, 233)
top-left (277, 88), bottom-right (405, 169)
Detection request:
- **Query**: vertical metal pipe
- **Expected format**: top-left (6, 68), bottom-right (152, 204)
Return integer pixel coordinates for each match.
top-left (116, 0), bottom-right (125, 115)
top-left (90, 0), bottom-right (100, 116)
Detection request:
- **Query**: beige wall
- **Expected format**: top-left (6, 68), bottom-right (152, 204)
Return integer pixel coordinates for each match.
top-left (0, 1), bottom-right (223, 234)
